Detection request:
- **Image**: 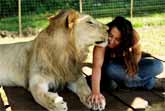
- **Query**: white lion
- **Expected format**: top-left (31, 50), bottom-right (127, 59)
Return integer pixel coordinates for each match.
top-left (0, 9), bottom-right (108, 111)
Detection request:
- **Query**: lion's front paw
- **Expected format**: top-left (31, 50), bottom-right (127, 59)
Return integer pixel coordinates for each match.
top-left (88, 98), bottom-right (106, 111)
top-left (47, 93), bottom-right (68, 111)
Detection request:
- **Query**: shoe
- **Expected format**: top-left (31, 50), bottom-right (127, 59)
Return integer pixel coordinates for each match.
top-left (154, 78), bottom-right (165, 90)
top-left (110, 80), bottom-right (118, 90)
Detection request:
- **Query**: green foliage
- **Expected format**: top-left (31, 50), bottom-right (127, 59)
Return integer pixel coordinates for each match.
top-left (97, 13), bottom-right (165, 27)
top-left (1, 0), bottom-right (165, 18)
top-left (0, 14), bottom-right (48, 31)
top-left (82, 0), bottom-right (165, 17)
top-left (0, 0), bottom-right (79, 18)
top-left (0, 16), bottom-right (18, 31)
top-left (0, 0), bottom-right (18, 18)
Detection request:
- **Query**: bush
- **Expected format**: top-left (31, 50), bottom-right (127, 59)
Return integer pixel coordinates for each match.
top-left (0, 0), bottom-right (79, 18)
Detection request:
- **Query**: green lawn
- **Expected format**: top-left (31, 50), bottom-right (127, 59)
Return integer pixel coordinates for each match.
top-left (0, 13), bottom-right (165, 56)
top-left (0, 13), bottom-right (165, 31)
top-left (137, 26), bottom-right (165, 56)
top-left (0, 14), bottom-right (49, 31)
top-left (97, 13), bottom-right (165, 28)
top-left (86, 26), bottom-right (165, 63)
top-left (96, 13), bottom-right (165, 56)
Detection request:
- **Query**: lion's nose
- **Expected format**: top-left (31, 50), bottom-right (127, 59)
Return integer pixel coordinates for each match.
top-left (105, 25), bottom-right (109, 30)
top-left (101, 24), bottom-right (109, 31)
top-left (102, 25), bottom-right (109, 31)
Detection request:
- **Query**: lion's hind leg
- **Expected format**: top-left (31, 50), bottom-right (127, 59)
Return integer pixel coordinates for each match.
top-left (29, 75), bottom-right (67, 111)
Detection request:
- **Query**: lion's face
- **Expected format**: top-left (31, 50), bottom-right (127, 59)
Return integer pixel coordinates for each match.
top-left (74, 14), bottom-right (108, 47)
top-left (48, 10), bottom-right (108, 49)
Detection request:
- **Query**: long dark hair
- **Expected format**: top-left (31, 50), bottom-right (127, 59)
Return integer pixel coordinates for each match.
top-left (107, 16), bottom-right (138, 76)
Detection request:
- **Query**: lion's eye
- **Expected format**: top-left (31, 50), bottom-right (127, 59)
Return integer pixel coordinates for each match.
top-left (87, 21), bottom-right (93, 24)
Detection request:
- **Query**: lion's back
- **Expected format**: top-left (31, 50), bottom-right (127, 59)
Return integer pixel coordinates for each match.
top-left (0, 41), bottom-right (32, 87)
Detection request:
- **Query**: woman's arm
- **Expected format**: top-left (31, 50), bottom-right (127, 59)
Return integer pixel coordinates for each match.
top-left (88, 46), bottom-right (105, 104)
top-left (92, 46), bottom-right (105, 94)
top-left (133, 30), bottom-right (142, 64)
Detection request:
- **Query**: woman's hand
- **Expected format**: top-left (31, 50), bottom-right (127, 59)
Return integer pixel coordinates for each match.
top-left (88, 93), bottom-right (106, 110)
top-left (88, 93), bottom-right (105, 104)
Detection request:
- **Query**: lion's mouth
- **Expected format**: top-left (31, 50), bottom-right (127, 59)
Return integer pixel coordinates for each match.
top-left (95, 39), bottom-right (108, 44)
top-left (95, 40), bottom-right (108, 47)
top-left (95, 41), bottom-right (105, 44)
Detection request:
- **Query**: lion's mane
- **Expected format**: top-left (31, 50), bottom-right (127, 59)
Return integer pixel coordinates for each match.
top-left (30, 10), bottom-right (86, 86)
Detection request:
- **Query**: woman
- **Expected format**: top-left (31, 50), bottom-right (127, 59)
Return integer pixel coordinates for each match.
top-left (88, 16), bottom-right (163, 106)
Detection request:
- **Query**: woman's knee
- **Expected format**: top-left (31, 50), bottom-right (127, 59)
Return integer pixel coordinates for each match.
top-left (151, 59), bottom-right (163, 74)
top-left (143, 78), bottom-right (155, 90)
top-left (139, 58), bottom-right (163, 76)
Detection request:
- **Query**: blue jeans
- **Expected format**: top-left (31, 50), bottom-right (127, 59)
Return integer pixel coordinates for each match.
top-left (102, 57), bottom-right (163, 90)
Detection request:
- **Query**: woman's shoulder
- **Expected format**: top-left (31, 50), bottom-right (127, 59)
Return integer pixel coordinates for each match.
top-left (133, 30), bottom-right (140, 45)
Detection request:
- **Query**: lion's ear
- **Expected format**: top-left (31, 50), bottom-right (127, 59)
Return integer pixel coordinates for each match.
top-left (48, 15), bottom-right (56, 22)
top-left (48, 10), bottom-right (64, 22)
top-left (66, 10), bottom-right (79, 29)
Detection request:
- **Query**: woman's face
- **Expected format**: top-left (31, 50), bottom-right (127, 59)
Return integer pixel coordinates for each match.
top-left (107, 27), bottom-right (121, 48)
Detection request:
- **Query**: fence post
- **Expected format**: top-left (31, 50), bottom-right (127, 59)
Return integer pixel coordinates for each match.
top-left (79, 0), bottom-right (83, 13)
top-left (130, 0), bottom-right (134, 21)
top-left (18, 0), bottom-right (22, 37)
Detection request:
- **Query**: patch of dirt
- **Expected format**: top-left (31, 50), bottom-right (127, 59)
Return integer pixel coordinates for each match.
top-left (136, 25), bottom-right (165, 32)
top-left (0, 27), bottom-right (39, 38)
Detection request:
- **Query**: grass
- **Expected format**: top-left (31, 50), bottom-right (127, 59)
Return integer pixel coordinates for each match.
top-left (86, 25), bottom-right (165, 63)
top-left (0, 13), bottom-right (165, 57)
top-left (85, 26), bottom-right (165, 63)
top-left (97, 13), bottom-right (165, 28)
top-left (96, 13), bottom-right (165, 56)
top-left (1, 13), bottom-right (165, 31)
top-left (137, 26), bottom-right (165, 56)
top-left (0, 13), bottom-right (49, 31)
